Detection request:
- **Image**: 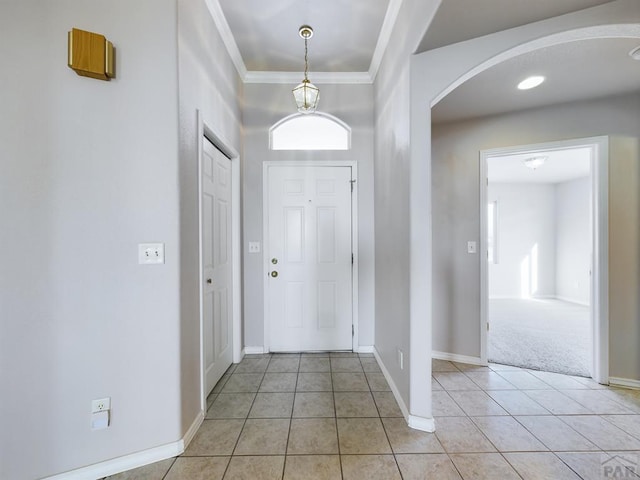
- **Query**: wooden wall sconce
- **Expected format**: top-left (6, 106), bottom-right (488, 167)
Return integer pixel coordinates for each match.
top-left (67, 28), bottom-right (115, 81)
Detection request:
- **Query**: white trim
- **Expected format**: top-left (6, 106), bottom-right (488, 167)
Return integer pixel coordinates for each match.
top-left (183, 410), bottom-right (205, 450)
top-left (203, 0), bottom-right (247, 80)
top-left (479, 136), bottom-right (609, 383)
top-left (42, 410), bottom-right (204, 479)
top-left (408, 415), bottom-right (436, 433)
top-left (372, 348), bottom-right (435, 432)
top-left (591, 136), bottom-right (609, 385)
top-left (368, 0), bottom-right (404, 81)
top-left (244, 71), bottom-right (373, 85)
top-left (42, 441), bottom-right (183, 480)
top-left (609, 377), bottom-right (640, 390)
top-left (432, 351), bottom-right (485, 366)
top-left (480, 151), bottom-right (489, 365)
top-left (263, 161), bottom-right (359, 353)
top-left (244, 346), bottom-right (266, 355)
top-left (232, 150), bottom-right (242, 364)
top-left (356, 345), bottom-right (374, 354)
top-left (373, 348), bottom-right (410, 420)
top-left (197, 111), bottom-right (242, 413)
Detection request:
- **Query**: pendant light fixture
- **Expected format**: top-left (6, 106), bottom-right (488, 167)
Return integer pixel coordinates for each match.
top-left (292, 25), bottom-right (319, 114)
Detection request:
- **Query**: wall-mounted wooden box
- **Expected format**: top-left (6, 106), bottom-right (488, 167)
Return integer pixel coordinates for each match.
top-left (67, 28), bottom-right (114, 80)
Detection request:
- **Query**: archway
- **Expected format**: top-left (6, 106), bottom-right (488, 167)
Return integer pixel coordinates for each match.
top-left (409, 2), bottom-right (640, 426)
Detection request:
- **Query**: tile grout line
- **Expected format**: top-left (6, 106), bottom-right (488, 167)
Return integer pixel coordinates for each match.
top-left (280, 361), bottom-right (299, 480)
top-left (331, 360), bottom-right (345, 479)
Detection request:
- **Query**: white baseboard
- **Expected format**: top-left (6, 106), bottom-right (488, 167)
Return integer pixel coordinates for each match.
top-left (432, 351), bottom-right (485, 366)
top-left (183, 410), bottom-right (205, 450)
top-left (244, 346), bottom-right (265, 354)
top-left (609, 376), bottom-right (640, 390)
top-left (43, 441), bottom-right (182, 480)
top-left (43, 411), bottom-right (205, 480)
top-left (373, 348), bottom-right (410, 420)
top-left (356, 345), bottom-right (374, 353)
top-left (373, 348), bottom-right (435, 433)
top-left (408, 415), bottom-right (436, 433)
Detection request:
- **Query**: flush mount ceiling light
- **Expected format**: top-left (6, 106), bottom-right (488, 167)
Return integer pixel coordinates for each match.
top-left (523, 156), bottom-right (547, 170)
top-left (292, 25), bottom-right (320, 114)
top-left (630, 45), bottom-right (640, 60)
top-left (517, 75), bottom-right (545, 90)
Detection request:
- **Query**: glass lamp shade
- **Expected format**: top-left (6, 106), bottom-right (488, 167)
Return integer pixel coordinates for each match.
top-left (293, 79), bottom-right (320, 113)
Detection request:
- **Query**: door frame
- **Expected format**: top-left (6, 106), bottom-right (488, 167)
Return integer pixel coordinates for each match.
top-left (197, 110), bottom-right (242, 411)
top-left (479, 136), bottom-right (609, 383)
top-left (262, 160), bottom-right (359, 353)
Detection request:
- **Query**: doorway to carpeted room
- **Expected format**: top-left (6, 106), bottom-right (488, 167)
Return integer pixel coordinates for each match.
top-left (487, 298), bottom-right (590, 377)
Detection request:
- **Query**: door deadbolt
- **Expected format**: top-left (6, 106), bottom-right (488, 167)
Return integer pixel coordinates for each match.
top-left (271, 258), bottom-right (278, 265)
top-left (270, 271), bottom-right (278, 278)
top-left (206, 278), bottom-right (212, 284)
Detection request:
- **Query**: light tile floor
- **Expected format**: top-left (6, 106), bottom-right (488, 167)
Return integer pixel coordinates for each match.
top-left (107, 354), bottom-right (640, 479)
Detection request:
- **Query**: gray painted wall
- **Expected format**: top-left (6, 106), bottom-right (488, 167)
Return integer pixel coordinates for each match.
top-left (0, 2), bottom-right (181, 478)
top-left (177, 0), bottom-right (242, 433)
top-left (242, 83), bottom-right (375, 349)
top-left (374, 0), bottom-right (440, 408)
top-left (431, 92), bottom-right (640, 381)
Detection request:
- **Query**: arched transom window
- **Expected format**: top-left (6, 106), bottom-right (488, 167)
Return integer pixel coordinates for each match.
top-left (270, 112), bottom-right (351, 150)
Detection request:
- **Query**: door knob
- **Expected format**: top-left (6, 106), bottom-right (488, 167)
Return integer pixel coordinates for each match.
top-left (206, 278), bottom-right (212, 284)
top-left (270, 271), bottom-right (278, 278)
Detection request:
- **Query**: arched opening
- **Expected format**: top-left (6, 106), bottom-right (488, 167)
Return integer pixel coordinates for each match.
top-left (409, 11), bottom-right (640, 428)
top-left (428, 27), bottom-right (640, 385)
top-left (270, 112), bottom-right (351, 150)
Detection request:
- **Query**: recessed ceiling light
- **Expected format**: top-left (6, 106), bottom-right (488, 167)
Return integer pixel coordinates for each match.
top-left (630, 46), bottom-right (640, 60)
top-left (517, 76), bottom-right (545, 90)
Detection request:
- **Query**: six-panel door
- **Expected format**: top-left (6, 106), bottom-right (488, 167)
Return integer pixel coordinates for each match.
top-left (267, 165), bottom-right (353, 351)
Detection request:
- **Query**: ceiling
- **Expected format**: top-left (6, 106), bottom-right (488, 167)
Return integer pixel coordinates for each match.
top-left (432, 37), bottom-right (640, 123)
top-left (217, 0), bottom-right (392, 73)
top-left (488, 147), bottom-right (591, 184)
top-left (212, 0), bottom-right (639, 117)
top-left (417, 0), bottom-right (615, 52)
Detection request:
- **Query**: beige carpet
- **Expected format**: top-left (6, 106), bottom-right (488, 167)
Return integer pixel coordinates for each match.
top-left (488, 298), bottom-right (591, 377)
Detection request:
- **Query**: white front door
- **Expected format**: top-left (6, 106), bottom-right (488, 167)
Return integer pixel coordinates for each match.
top-left (202, 138), bottom-right (233, 395)
top-left (266, 165), bottom-right (353, 351)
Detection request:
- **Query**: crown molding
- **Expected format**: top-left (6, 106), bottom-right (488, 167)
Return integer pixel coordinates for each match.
top-left (204, 0), bottom-right (247, 79)
top-left (369, 0), bottom-right (405, 82)
top-left (205, 0), bottom-right (404, 85)
top-left (244, 71), bottom-right (373, 84)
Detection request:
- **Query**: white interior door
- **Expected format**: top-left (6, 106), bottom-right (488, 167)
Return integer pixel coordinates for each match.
top-left (202, 138), bottom-right (232, 395)
top-left (267, 165), bottom-right (353, 352)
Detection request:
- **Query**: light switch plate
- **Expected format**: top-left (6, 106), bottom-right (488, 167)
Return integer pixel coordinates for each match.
top-left (467, 241), bottom-right (477, 254)
top-left (138, 243), bottom-right (165, 264)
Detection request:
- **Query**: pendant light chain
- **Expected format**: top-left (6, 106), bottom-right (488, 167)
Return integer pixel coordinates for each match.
top-left (304, 36), bottom-right (309, 82)
top-left (292, 25), bottom-right (319, 113)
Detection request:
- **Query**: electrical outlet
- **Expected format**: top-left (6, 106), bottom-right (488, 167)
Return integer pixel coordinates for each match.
top-left (92, 397), bottom-right (111, 413)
